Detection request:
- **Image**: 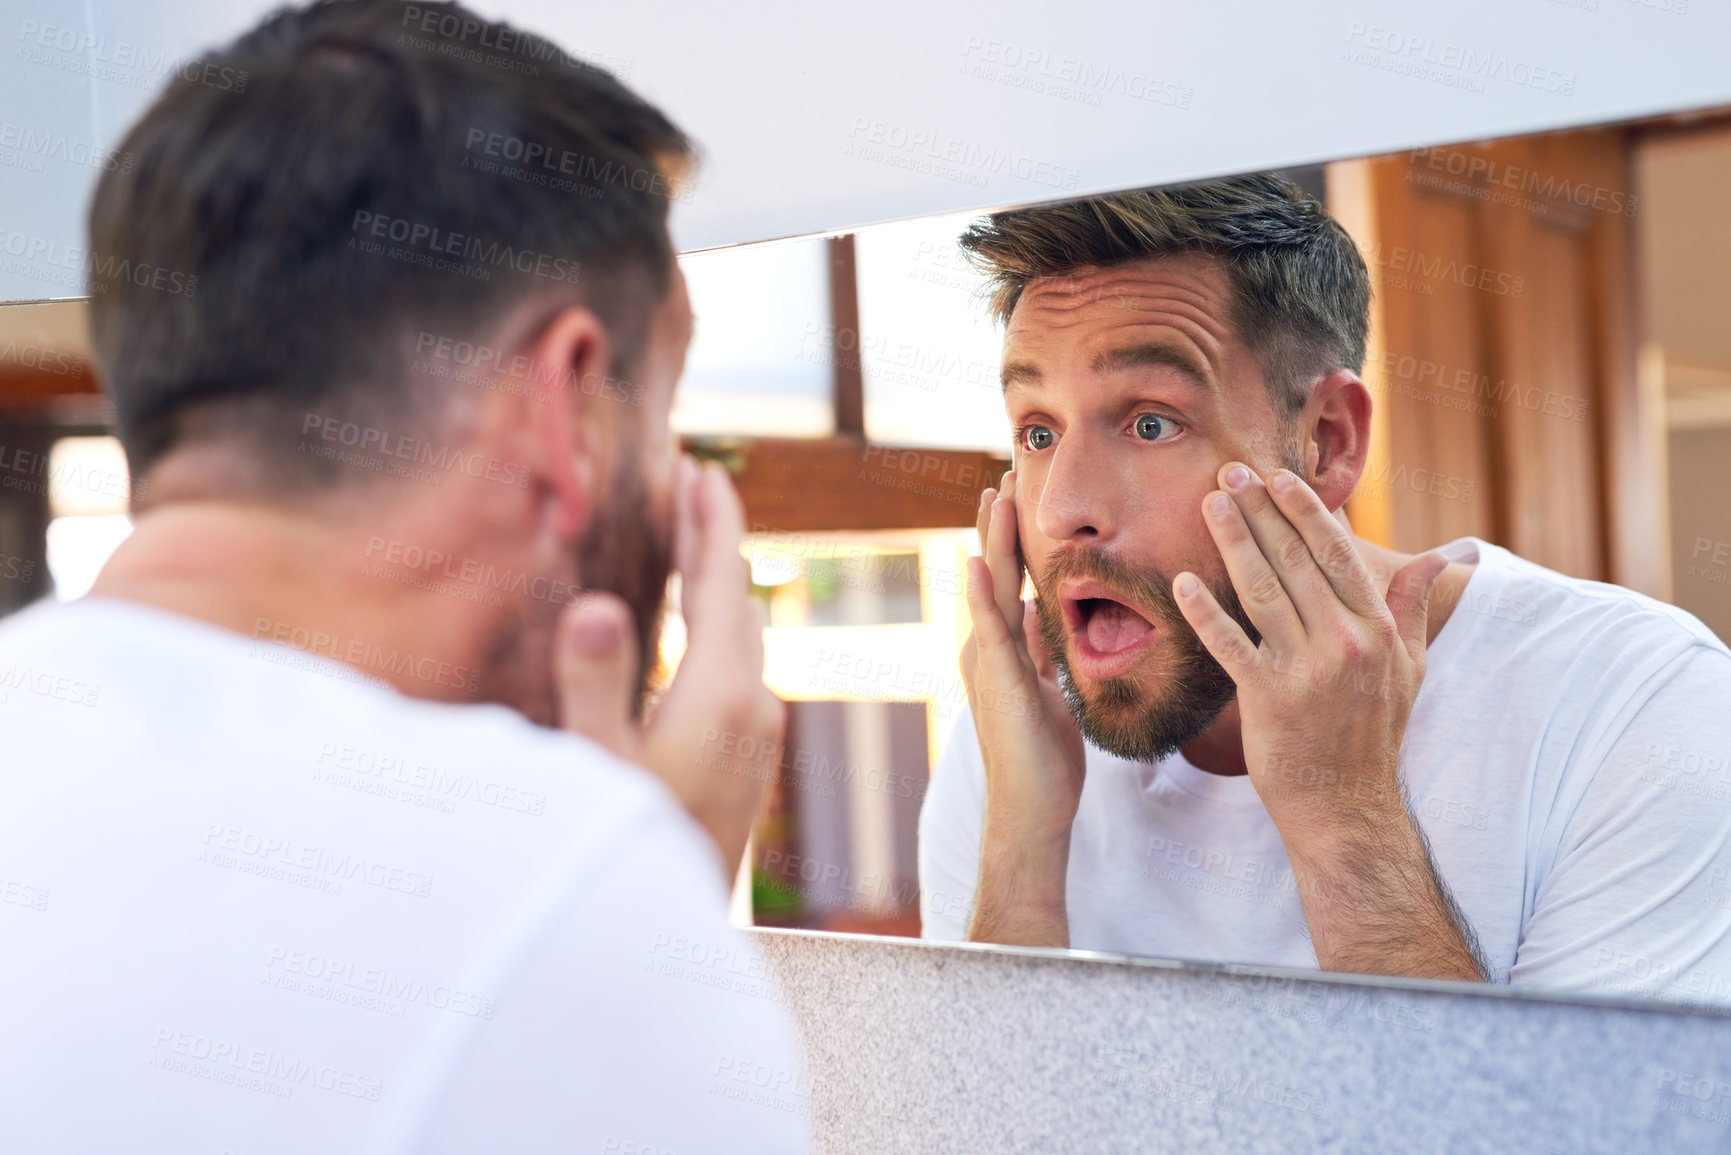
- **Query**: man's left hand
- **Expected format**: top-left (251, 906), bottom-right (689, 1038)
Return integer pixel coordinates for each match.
top-left (1172, 461), bottom-right (1481, 980)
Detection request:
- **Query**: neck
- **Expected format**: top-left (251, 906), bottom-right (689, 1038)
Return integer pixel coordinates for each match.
top-left (91, 499), bottom-right (512, 708)
top-left (1178, 533), bottom-right (1473, 776)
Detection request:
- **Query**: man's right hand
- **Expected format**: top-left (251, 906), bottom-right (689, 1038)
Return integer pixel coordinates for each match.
top-left (555, 456), bottom-right (782, 881)
top-left (962, 469), bottom-right (1085, 947)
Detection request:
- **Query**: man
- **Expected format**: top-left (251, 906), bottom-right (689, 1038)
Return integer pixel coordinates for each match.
top-left (919, 176), bottom-right (1731, 999)
top-left (0, 1), bottom-right (806, 1151)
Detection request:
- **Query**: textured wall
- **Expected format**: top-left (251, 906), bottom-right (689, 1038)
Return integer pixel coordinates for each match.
top-left (756, 930), bottom-right (1731, 1154)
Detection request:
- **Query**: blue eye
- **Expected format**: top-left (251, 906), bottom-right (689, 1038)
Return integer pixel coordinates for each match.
top-left (1022, 425), bottom-right (1055, 451)
top-left (1135, 414), bottom-right (1174, 441)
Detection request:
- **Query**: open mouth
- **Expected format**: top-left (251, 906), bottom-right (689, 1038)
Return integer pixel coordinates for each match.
top-left (1060, 581), bottom-right (1158, 663)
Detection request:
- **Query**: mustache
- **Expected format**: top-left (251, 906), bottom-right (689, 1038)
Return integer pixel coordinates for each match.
top-left (1033, 546), bottom-right (1183, 628)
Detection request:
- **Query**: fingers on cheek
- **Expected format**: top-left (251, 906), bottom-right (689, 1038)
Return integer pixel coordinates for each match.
top-left (1203, 491), bottom-right (1243, 540)
top-left (1177, 581), bottom-right (1249, 669)
top-left (965, 558), bottom-right (990, 609)
top-left (992, 498), bottom-right (1015, 552)
top-left (1172, 572), bottom-right (1212, 624)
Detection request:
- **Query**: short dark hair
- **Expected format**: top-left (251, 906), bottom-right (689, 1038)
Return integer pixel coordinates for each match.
top-left (87, 0), bottom-right (693, 486)
top-left (957, 174), bottom-right (1371, 417)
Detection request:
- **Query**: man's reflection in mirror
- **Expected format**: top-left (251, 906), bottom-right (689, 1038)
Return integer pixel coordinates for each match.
top-left (919, 176), bottom-right (1731, 999)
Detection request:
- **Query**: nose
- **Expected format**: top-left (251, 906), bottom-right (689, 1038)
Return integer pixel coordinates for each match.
top-left (1030, 435), bottom-right (1117, 544)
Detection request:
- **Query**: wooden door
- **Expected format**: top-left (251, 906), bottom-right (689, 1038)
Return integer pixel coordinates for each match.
top-left (1336, 128), bottom-right (1648, 588)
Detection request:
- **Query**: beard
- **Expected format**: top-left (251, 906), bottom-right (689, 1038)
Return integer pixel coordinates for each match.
top-left (486, 442), bottom-right (673, 728)
top-left (573, 450), bottom-right (674, 718)
top-left (1032, 546), bottom-right (1261, 764)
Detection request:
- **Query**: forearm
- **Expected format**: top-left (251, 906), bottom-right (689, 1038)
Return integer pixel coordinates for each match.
top-left (1283, 805), bottom-right (1486, 982)
top-left (967, 827), bottom-right (1071, 948)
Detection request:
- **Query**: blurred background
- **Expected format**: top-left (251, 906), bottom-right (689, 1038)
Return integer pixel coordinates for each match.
top-left (4, 108), bottom-right (1730, 936)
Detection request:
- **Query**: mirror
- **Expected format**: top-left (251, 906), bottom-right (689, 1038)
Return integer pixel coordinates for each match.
top-left (6, 105), bottom-right (1731, 1011)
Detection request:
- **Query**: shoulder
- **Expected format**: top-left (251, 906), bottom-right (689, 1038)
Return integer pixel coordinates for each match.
top-left (0, 596), bottom-right (699, 850)
top-left (1450, 540), bottom-right (1727, 666)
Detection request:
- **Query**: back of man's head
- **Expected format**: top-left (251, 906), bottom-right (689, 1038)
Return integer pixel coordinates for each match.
top-left (87, 0), bottom-right (692, 492)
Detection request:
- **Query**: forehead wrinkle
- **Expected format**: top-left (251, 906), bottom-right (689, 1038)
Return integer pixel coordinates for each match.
top-left (1006, 294), bottom-right (1233, 391)
top-left (1007, 261), bottom-right (1237, 356)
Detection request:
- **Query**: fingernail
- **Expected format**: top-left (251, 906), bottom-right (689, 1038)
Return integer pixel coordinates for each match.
top-left (1176, 574), bottom-right (1198, 597)
top-left (1225, 465), bottom-right (1251, 489)
top-left (1208, 493), bottom-right (1232, 517)
top-left (570, 609), bottom-right (621, 654)
top-left (1269, 471), bottom-right (1295, 494)
top-left (1438, 539), bottom-right (1479, 564)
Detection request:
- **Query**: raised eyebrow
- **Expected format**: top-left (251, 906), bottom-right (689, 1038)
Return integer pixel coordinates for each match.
top-left (1093, 344), bottom-right (1215, 394)
top-left (1000, 360), bottom-right (1042, 394)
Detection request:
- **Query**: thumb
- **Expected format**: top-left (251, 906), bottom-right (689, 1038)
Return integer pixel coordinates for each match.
top-left (555, 592), bottom-right (639, 759)
top-left (1022, 599), bottom-right (1055, 682)
top-left (1385, 549), bottom-right (1451, 662)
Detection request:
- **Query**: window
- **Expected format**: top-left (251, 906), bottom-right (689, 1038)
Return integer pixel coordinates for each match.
top-left (44, 435), bottom-right (132, 601)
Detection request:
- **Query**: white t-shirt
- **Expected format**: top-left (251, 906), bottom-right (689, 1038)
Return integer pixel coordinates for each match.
top-left (0, 598), bottom-right (809, 1155)
top-left (920, 538), bottom-right (1731, 1005)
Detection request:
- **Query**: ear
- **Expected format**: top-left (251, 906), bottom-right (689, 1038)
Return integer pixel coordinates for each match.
top-left (1299, 369), bottom-right (1372, 514)
top-left (524, 306), bottom-right (614, 540)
